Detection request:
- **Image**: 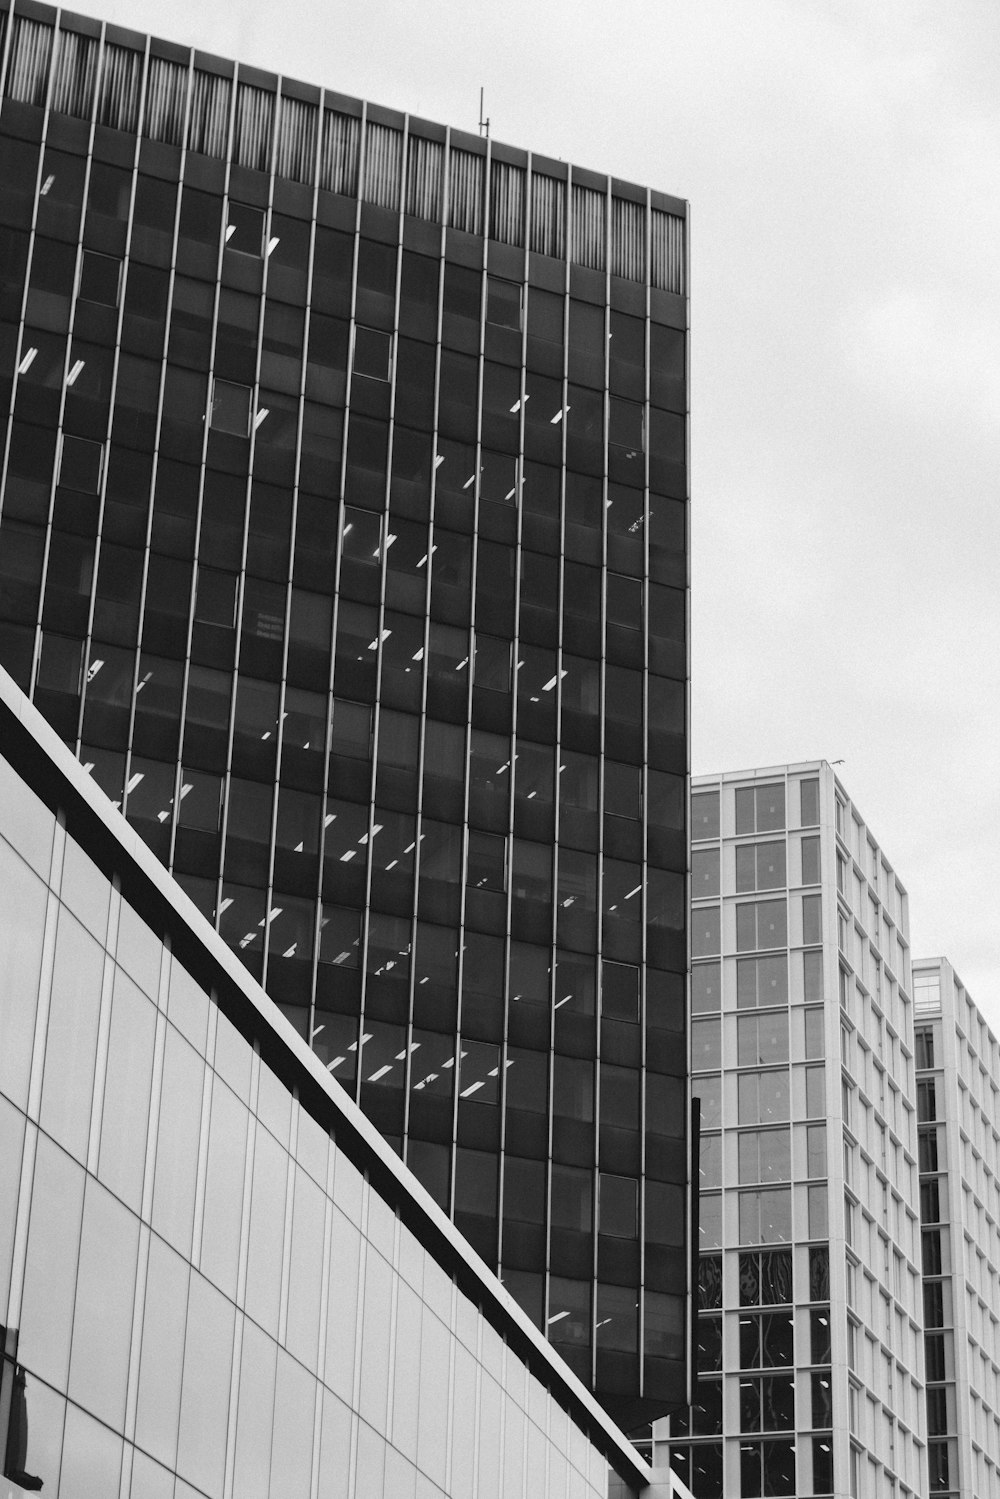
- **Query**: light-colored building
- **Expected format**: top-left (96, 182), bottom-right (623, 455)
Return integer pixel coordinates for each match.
top-left (654, 761), bottom-right (926, 1499)
top-left (914, 956), bottom-right (1000, 1499)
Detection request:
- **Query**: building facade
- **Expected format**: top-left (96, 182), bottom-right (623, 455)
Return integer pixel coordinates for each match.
top-left (655, 763), bottom-right (926, 1499)
top-left (0, 0), bottom-right (690, 1427)
top-left (0, 660), bottom-right (674, 1499)
top-left (914, 956), bottom-right (1000, 1499)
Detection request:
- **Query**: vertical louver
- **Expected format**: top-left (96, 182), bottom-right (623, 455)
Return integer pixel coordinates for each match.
top-left (529, 172), bottom-right (566, 260)
top-left (96, 43), bottom-right (142, 133)
top-left (363, 121), bottom-right (403, 212)
top-left (188, 69), bottom-right (231, 158)
top-left (276, 95), bottom-right (317, 185)
top-left (611, 197), bottom-right (645, 283)
top-left (320, 109), bottom-right (360, 197)
top-left (406, 134), bottom-right (443, 221)
top-left (233, 83), bottom-right (274, 172)
top-left (570, 184), bottom-right (606, 272)
top-left (143, 55), bottom-right (187, 147)
top-left (489, 160), bottom-right (525, 248)
top-left (651, 209), bottom-right (685, 295)
top-left (448, 148), bottom-right (483, 236)
top-left (0, 12), bottom-right (684, 294)
top-left (4, 15), bottom-right (52, 105)
top-left (50, 27), bottom-right (98, 119)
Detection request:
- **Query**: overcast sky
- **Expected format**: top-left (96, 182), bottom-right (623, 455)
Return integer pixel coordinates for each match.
top-left (71, 0), bottom-right (1000, 1021)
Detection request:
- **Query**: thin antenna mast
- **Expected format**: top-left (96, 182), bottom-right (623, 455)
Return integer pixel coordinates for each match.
top-left (478, 88), bottom-right (490, 138)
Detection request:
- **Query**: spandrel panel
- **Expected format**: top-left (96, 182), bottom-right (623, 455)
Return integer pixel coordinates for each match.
top-left (59, 836), bottom-right (111, 939)
top-left (18, 1133), bottom-right (85, 1391)
top-left (151, 1023), bottom-right (205, 1257)
top-left (355, 1421), bottom-right (387, 1495)
top-left (199, 1075), bottom-right (249, 1299)
top-left (0, 1094), bottom-right (25, 1307)
top-left (57, 1399), bottom-right (124, 1498)
top-left (285, 1162), bottom-right (327, 1371)
top-left (269, 1347), bottom-right (315, 1499)
top-left (39, 907), bottom-right (105, 1162)
top-left (97, 966), bottom-right (156, 1212)
top-left (244, 1124), bottom-right (289, 1338)
top-left (0, 839), bottom-right (49, 1113)
top-left (417, 1309), bottom-right (452, 1488)
top-left (390, 1279), bottom-right (422, 1460)
top-left (176, 1271), bottom-right (235, 1496)
top-left (67, 1178), bottom-right (139, 1430)
top-left (503, 1403), bottom-right (526, 1499)
top-left (318, 1389), bottom-right (354, 1499)
top-left (232, 1318), bottom-right (277, 1499)
top-left (358, 1246), bottom-right (394, 1430)
top-left (167, 956), bottom-right (210, 1051)
top-left (128, 1449), bottom-right (178, 1499)
top-left (134, 1233), bottom-right (190, 1470)
top-left (477, 1372), bottom-right (503, 1499)
top-left (115, 900), bottom-right (164, 1001)
top-left (0, 755), bottom-right (55, 877)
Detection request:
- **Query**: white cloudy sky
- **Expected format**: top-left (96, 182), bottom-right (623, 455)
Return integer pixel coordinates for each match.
top-left (73, 0), bottom-right (1000, 1019)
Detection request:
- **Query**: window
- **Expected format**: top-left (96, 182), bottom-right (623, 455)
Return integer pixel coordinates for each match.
top-left (917, 1078), bottom-right (937, 1122)
top-left (740, 1374), bottom-right (794, 1432)
top-left (740, 1249), bottom-right (792, 1308)
top-left (737, 1013), bottom-right (788, 1067)
top-left (467, 831), bottom-right (506, 892)
top-left (738, 1129), bottom-right (791, 1184)
top-left (738, 1071), bottom-right (789, 1125)
top-left (736, 956), bottom-right (787, 1009)
top-left (736, 841), bottom-right (785, 893)
top-left (353, 325), bottom-right (392, 381)
top-left (920, 1179), bottom-right (941, 1224)
top-left (800, 778), bottom-right (819, 826)
top-left (609, 396), bottom-right (643, 451)
top-left (691, 791), bottom-right (720, 840)
top-left (602, 959), bottom-right (639, 1021)
top-left (739, 1310), bottom-right (794, 1368)
top-left (486, 275), bottom-right (521, 329)
top-left (740, 1438), bottom-right (795, 1497)
top-left (801, 835), bottom-right (820, 885)
top-left (210, 379), bottom-right (252, 436)
top-left (599, 1173), bottom-right (638, 1238)
top-left (79, 248), bottom-right (121, 306)
top-left (802, 893), bottom-right (822, 944)
top-left (691, 907), bottom-right (721, 958)
top-left (736, 899), bottom-right (787, 952)
top-left (225, 201), bottom-right (265, 255)
top-left (915, 1027), bottom-right (935, 1069)
top-left (692, 963), bottom-right (721, 1014)
top-left (58, 434), bottom-right (103, 492)
top-left (806, 1124), bottom-right (826, 1178)
top-left (918, 1129), bottom-right (939, 1173)
top-left (736, 782), bottom-right (785, 835)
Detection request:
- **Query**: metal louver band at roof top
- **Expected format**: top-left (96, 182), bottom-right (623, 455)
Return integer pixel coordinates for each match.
top-left (0, 4), bottom-right (684, 292)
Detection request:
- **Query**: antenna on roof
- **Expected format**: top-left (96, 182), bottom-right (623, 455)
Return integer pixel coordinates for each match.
top-left (479, 88), bottom-right (490, 139)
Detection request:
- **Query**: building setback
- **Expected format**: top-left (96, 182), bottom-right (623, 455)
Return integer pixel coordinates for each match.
top-left (914, 956), bottom-right (1000, 1499)
top-left (656, 763), bottom-right (926, 1498)
top-left (0, 0), bottom-right (690, 1429)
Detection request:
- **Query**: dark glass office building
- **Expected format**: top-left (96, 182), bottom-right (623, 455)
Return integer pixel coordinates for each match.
top-left (0, 0), bottom-right (690, 1429)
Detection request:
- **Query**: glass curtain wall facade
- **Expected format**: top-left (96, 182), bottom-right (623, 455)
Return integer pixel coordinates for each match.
top-left (914, 956), bottom-right (1000, 1499)
top-left (0, 0), bottom-right (690, 1428)
top-left (655, 763), bottom-right (926, 1499)
top-left (0, 665), bottom-right (659, 1498)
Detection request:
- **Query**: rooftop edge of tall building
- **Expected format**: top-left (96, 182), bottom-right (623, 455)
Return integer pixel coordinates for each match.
top-left (0, 0), bottom-right (689, 222)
